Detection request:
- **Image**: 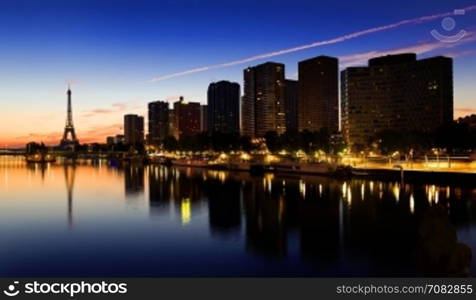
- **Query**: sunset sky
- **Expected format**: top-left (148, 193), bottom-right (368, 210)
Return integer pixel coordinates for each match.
top-left (1, 0), bottom-right (475, 147)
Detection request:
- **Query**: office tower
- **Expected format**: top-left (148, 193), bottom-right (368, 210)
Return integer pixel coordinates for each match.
top-left (341, 53), bottom-right (453, 149)
top-left (242, 62), bottom-right (286, 137)
top-left (298, 56), bottom-right (339, 133)
top-left (173, 96), bottom-right (201, 139)
top-left (148, 100), bottom-right (169, 145)
top-left (124, 114), bottom-right (144, 146)
top-left (200, 105), bottom-right (208, 133)
top-left (207, 81), bottom-right (240, 133)
top-left (284, 79), bottom-right (298, 133)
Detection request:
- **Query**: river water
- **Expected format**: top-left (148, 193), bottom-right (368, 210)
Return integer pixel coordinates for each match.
top-left (0, 156), bottom-right (475, 277)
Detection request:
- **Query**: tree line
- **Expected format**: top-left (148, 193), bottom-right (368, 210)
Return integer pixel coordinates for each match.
top-left (368, 121), bottom-right (476, 155)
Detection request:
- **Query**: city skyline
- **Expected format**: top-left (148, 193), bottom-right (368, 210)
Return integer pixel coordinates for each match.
top-left (1, 0), bottom-right (476, 147)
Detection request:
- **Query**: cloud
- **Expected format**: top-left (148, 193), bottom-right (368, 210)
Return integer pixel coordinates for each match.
top-left (5, 131), bottom-right (63, 147)
top-left (149, 5), bottom-right (476, 82)
top-left (284, 31), bottom-right (476, 77)
top-left (66, 80), bottom-right (80, 88)
top-left (81, 102), bottom-right (141, 118)
top-left (78, 123), bottom-right (123, 143)
top-left (5, 123), bottom-right (124, 147)
top-left (339, 30), bottom-right (476, 68)
top-left (443, 49), bottom-right (476, 58)
top-left (455, 107), bottom-right (476, 118)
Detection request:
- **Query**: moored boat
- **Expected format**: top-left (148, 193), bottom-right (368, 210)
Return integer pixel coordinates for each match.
top-left (172, 159), bottom-right (209, 168)
top-left (25, 153), bottom-right (56, 163)
top-left (271, 161), bottom-right (337, 175)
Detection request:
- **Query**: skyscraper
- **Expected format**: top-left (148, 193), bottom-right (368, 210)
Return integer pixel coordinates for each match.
top-left (168, 109), bottom-right (178, 139)
top-left (124, 114), bottom-right (144, 147)
top-left (207, 81), bottom-right (240, 133)
top-left (284, 79), bottom-right (298, 133)
top-left (341, 53), bottom-right (453, 149)
top-left (148, 100), bottom-right (169, 145)
top-left (242, 62), bottom-right (286, 137)
top-left (298, 56), bottom-right (339, 133)
top-left (173, 96), bottom-right (201, 139)
top-left (200, 105), bottom-right (208, 133)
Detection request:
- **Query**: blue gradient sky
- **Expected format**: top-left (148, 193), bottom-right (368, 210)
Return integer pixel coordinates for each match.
top-left (1, 0), bottom-right (475, 146)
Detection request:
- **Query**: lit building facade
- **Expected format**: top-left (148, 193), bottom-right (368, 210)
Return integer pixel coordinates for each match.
top-left (173, 97), bottom-right (201, 139)
top-left (341, 53), bottom-right (453, 149)
top-left (242, 62), bottom-right (286, 137)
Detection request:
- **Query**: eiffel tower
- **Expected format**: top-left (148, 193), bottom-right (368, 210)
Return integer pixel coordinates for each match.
top-left (60, 86), bottom-right (79, 149)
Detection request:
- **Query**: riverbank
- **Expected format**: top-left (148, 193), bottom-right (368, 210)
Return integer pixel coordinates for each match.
top-left (166, 158), bottom-right (476, 185)
top-left (3, 154), bottom-right (476, 185)
top-left (351, 167), bottom-right (476, 185)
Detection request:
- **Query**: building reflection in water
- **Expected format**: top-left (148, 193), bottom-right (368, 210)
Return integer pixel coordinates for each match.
top-left (124, 165), bottom-right (144, 197)
top-left (64, 165), bottom-right (76, 230)
top-left (297, 177), bottom-right (341, 264)
top-left (129, 165), bottom-right (475, 276)
top-left (172, 168), bottom-right (204, 226)
top-left (206, 175), bottom-right (241, 239)
top-left (243, 174), bottom-right (287, 257)
top-left (148, 166), bottom-right (172, 218)
top-left (25, 162), bottom-right (77, 230)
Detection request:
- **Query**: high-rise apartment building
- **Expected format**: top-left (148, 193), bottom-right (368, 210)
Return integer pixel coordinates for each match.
top-left (173, 97), bottom-right (201, 139)
top-left (148, 100), bottom-right (169, 145)
top-left (298, 56), bottom-right (339, 133)
top-left (124, 114), bottom-right (144, 147)
top-left (242, 62), bottom-right (286, 137)
top-left (207, 81), bottom-right (240, 133)
top-left (200, 105), bottom-right (208, 133)
top-left (168, 109), bottom-right (178, 139)
top-left (284, 79), bottom-right (298, 133)
top-left (341, 53), bottom-right (453, 149)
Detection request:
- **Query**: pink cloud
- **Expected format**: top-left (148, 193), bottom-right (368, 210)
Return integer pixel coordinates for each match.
top-left (340, 31), bottom-right (476, 68)
top-left (81, 102), bottom-right (141, 118)
top-left (455, 107), bottom-right (476, 118)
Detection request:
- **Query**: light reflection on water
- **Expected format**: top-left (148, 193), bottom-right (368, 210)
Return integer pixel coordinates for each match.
top-left (0, 155), bottom-right (475, 277)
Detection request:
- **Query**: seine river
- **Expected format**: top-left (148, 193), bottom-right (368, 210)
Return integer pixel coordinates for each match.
top-left (0, 156), bottom-right (475, 277)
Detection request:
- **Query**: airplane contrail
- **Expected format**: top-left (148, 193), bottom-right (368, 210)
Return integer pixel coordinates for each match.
top-left (149, 5), bottom-right (476, 82)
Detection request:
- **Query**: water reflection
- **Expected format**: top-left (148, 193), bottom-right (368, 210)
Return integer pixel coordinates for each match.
top-left (64, 165), bottom-right (76, 230)
top-left (124, 166), bottom-right (144, 196)
top-left (138, 165), bottom-right (475, 275)
top-left (243, 176), bottom-right (287, 257)
top-left (0, 157), bottom-right (474, 277)
top-left (148, 165), bottom-right (172, 218)
top-left (207, 179), bottom-right (241, 239)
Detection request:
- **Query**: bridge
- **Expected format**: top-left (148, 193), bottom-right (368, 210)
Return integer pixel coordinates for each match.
top-left (0, 149), bottom-right (26, 155)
